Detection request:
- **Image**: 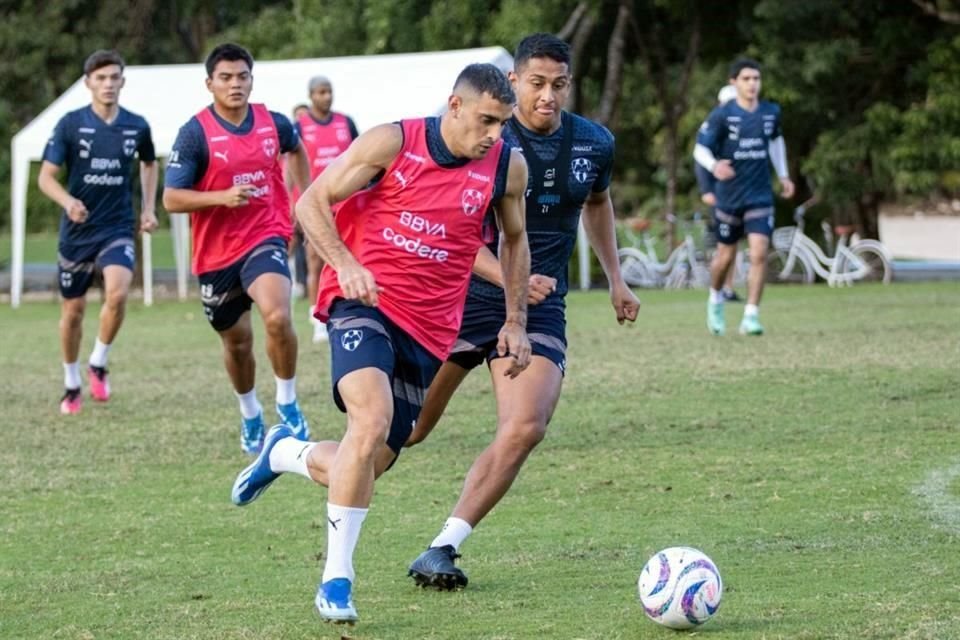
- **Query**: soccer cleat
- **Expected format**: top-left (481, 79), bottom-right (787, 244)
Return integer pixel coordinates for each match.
top-left (276, 400), bottom-right (310, 440)
top-left (240, 411), bottom-right (266, 455)
top-left (739, 314), bottom-right (765, 336)
top-left (707, 300), bottom-right (726, 336)
top-left (231, 423), bottom-right (295, 506)
top-left (315, 578), bottom-right (358, 624)
top-left (408, 545), bottom-right (468, 590)
top-left (60, 388), bottom-right (82, 415)
top-left (88, 365), bottom-right (110, 402)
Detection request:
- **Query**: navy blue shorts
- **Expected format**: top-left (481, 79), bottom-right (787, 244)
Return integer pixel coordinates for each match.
top-left (448, 300), bottom-right (567, 374)
top-left (327, 299), bottom-right (442, 456)
top-left (198, 238), bottom-right (290, 332)
top-left (58, 236), bottom-right (135, 299)
top-left (714, 206), bottom-right (775, 244)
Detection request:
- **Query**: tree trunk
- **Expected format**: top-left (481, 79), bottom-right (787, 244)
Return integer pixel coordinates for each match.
top-left (594, 0), bottom-right (631, 127)
top-left (567, 8), bottom-right (596, 114)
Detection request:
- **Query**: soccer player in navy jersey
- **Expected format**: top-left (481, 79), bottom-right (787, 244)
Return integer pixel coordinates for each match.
top-left (38, 50), bottom-right (158, 415)
top-left (694, 58), bottom-right (794, 336)
top-left (696, 84), bottom-right (742, 302)
top-left (162, 43), bottom-right (312, 454)
top-left (404, 33), bottom-right (641, 590)
top-left (228, 63), bottom-right (531, 625)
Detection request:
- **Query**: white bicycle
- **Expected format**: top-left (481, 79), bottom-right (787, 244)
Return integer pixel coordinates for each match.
top-left (768, 198), bottom-right (893, 286)
top-left (618, 214), bottom-right (711, 289)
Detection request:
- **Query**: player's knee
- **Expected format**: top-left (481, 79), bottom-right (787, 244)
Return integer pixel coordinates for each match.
top-left (261, 305), bottom-right (292, 336)
top-left (223, 333), bottom-right (254, 358)
top-left (498, 418), bottom-right (548, 453)
top-left (104, 289), bottom-right (128, 312)
top-left (346, 414), bottom-right (391, 453)
top-left (61, 306), bottom-right (84, 329)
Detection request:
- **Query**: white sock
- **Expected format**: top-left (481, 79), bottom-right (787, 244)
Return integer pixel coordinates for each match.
top-left (744, 304), bottom-right (759, 317)
top-left (236, 389), bottom-right (262, 420)
top-left (430, 517), bottom-right (473, 552)
top-left (709, 288), bottom-right (725, 304)
top-left (89, 339), bottom-right (111, 368)
top-left (321, 503), bottom-right (368, 584)
top-left (63, 362), bottom-right (81, 390)
top-left (276, 376), bottom-right (297, 406)
top-left (269, 437), bottom-right (316, 479)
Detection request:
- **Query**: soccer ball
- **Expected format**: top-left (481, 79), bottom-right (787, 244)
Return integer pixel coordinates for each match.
top-left (638, 546), bottom-right (723, 629)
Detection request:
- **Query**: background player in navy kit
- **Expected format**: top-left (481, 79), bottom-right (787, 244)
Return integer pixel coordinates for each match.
top-left (696, 84), bottom-right (741, 302)
top-left (404, 33), bottom-right (641, 590)
top-left (695, 58), bottom-right (794, 336)
top-left (38, 49), bottom-right (158, 415)
top-left (163, 43), bottom-right (312, 454)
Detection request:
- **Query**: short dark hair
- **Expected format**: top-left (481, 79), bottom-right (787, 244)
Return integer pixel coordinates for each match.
top-left (453, 63), bottom-right (515, 105)
top-left (205, 43), bottom-right (254, 77)
top-left (514, 33), bottom-right (571, 72)
top-left (84, 50), bottom-right (125, 76)
top-left (729, 57), bottom-right (761, 79)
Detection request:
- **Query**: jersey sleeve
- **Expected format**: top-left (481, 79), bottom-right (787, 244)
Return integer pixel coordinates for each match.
top-left (271, 112), bottom-right (299, 154)
top-left (770, 103), bottom-right (783, 139)
top-left (137, 122), bottom-right (157, 162)
top-left (347, 116), bottom-right (360, 140)
top-left (164, 119), bottom-right (206, 189)
top-left (696, 107), bottom-right (725, 154)
top-left (41, 114), bottom-right (71, 166)
top-left (694, 162), bottom-right (715, 194)
top-left (592, 129), bottom-right (615, 193)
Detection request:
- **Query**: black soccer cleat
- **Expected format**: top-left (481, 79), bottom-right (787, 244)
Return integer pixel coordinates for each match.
top-left (408, 545), bottom-right (468, 590)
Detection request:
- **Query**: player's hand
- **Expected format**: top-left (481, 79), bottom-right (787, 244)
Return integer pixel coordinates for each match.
top-left (337, 261), bottom-right (382, 307)
top-left (701, 193), bottom-right (717, 207)
top-left (140, 210), bottom-right (158, 234)
top-left (66, 198), bottom-right (89, 223)
top-left (496, 320), bottom-right (531, 378)
top-left (779, 177), bottom-right (795, 199)
top-left (223, 185), bottom-right (258, 208)
top-left (527, 274), bottom-right (557, 305)
top-left (611, 280), bottom-right (641, 325)
top-left (713, 160), bottom-right (735, 181)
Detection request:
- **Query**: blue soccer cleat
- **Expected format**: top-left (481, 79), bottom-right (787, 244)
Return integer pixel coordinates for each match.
top-left (408, 545), bottom-right (468, 590)
top-left (240, 411), bottom-right (265, 455)
top-left (739, 314), bottom-right (765, 336)
top-left (276, 400), bottom-right (310, 440)
top-left (231, 423), bottom-right (295, 506)
top-left (315, 578), bottom-right (358, 624)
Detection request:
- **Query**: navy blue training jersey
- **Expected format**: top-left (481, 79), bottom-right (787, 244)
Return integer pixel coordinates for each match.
top-left (468, 111), bottom-right (615, 309)
top-left (165, 106), bottom-right (299, 189)
top-left (696, 99), bottom-right (782, 210)
top-left (43, 106), bottom-right (155, 249)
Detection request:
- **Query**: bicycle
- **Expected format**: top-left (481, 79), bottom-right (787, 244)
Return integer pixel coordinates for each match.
top-left (768, 197), bottom-right (893, 286)
top-left (618, 214), bottom-right (711, 289)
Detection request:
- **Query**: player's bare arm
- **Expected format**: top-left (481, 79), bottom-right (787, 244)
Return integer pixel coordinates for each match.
top-left (139, 160), bottom-right (159, 233)
top-left (493, 148), bottom-right (532, 376)
top-left (472, 245), bottom-right (556, 305)
top-left (38, 161), bottom-right (88, 223)
top-left (162, 182), bottom-right (258, 212)
top-left (286, 140), bottom-right (311, 195)
top-left (582, 188), bottom-right (640, 325)
top-left (296, 123), bottom-right (403, 307)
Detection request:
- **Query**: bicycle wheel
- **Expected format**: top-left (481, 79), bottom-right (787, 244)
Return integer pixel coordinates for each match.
top-left (766, 249), bottom-right (814, 284)
top-left (848, 244), bottom-right (892, 283)
top-left (618, 248), bottom-right (660, 288)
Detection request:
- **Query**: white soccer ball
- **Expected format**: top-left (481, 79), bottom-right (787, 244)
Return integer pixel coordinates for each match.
top-left (638, 546), bottom-right (723, 630)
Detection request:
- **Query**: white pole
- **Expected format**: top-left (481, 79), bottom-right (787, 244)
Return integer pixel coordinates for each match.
top-left (11, 155), bottom-right (28, 308)
top-left (142, 232), bottom-right (153, 306)
top-left (577, 219), bottom-right (590, 291)
top-left (170, 213), bottom-right (190, 301)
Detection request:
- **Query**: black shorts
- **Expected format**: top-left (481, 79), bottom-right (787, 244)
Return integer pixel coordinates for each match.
top-left (58, 236), bottom-right (135, 299)
top-left (198, 238), bottom-right (290, 331)
top-left (448, 300), bottom-right (567, 374)
top-left (714, 206), bottom-right (774, 244)
top-left (327, 299), bottom-right (442, 456)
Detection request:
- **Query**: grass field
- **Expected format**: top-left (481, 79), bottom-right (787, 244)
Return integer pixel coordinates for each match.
top-left (1, 283), bottom-right (958, 639)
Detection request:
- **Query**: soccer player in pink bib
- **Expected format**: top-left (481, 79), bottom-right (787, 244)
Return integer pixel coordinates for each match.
top-left (230, 63), bottom-right (532, 625)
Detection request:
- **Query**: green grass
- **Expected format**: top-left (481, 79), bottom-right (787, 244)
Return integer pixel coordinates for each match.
top-left (0, 283), bottom-right (958, 639)
top-left (0, 230), bottom-right (178, 269)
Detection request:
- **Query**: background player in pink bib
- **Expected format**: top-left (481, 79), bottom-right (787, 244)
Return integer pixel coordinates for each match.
top-left (163, 44), bottom-right (312, 454)
top-left (229, 63), bottom-right (532, 626)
